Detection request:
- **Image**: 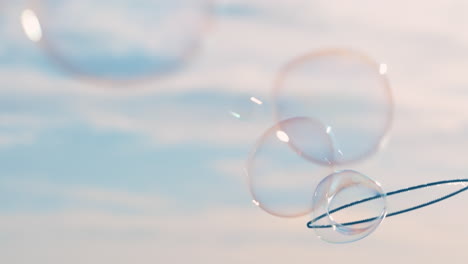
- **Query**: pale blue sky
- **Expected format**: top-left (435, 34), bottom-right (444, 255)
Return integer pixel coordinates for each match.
top-left (1, 0), bottom-right (468, 263)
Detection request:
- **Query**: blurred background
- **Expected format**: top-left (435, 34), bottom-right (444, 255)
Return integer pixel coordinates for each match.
top-left (1, 0), bottom-right (468, 263)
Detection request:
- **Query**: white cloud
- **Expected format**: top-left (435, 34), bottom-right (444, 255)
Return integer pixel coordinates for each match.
top-left (0, 113), bottom-right (54, 147)
top-left (0, 132), bottom-right (35, 146)
top-left (0, 197), bottom-right (467, 264)
top-left (1, 179), bottom-right (170, 212)
top-left (2, 2), bottom-right (468, 262)
top-left (74, 100), bottom-right (273, 146)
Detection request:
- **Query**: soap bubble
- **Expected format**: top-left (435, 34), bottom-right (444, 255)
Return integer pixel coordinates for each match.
top-left (273, 48), bottom-right (393, 164)
top-left (246, 117), bottom-right (334, 217)
top-left (27, 0), bottom-right (212, 83)
top-left (311, 170), bottom-right (387, 243)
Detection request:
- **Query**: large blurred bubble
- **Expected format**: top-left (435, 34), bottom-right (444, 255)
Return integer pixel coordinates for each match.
top-left (23, 0), bottom-right (212, 84)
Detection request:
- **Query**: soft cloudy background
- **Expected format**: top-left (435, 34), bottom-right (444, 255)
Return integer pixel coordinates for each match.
top-left (1, 0), bottom-right (468, 263)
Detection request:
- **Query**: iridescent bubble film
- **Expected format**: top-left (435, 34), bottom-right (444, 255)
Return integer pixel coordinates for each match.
top-left (246, 117), bottom-right (334, 217)
top-left (273, 49), bottom-right (393, 164)
top-left (311, 170), bottom-right (387, 243)
top-left (28, 0), bottom-right (212, 83)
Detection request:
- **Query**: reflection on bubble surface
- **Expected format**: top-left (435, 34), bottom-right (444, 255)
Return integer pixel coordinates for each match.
top-left (20, 9), bottom-right (42, 42)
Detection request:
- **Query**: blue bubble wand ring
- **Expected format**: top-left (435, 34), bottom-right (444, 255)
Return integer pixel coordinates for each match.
top-left (307, 179), bottom-right (468, 229)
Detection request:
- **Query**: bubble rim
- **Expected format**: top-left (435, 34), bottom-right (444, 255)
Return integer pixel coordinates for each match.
top-left (245, 116), bottom-right (335, 218)
top-left (25, 0), bottom-right (215, 87)
top-left (308, 178), bottom-right (468, 229)
top-left (272, 48), bottom-right (394, 165)
top-left (312, 169), bottom-right (387, 243)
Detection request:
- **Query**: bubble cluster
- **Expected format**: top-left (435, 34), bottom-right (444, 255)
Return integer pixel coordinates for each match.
top-left (246, 47), bottom-right (468, 244)
top-left (246, 48), bottom-right (392, 243)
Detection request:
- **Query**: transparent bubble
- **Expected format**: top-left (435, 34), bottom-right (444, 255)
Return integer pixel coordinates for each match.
top-left (273, 49), bottom-right (393, 164)
top-left (311, 170), bottom-right (387, 243)
top-left (26, 0), bottom-right (212, 83)
top-left (246, 117), bottom-right (334, 217)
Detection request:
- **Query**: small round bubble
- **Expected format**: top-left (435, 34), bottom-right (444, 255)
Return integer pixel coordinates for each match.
top-left (246, 117), bottom-right (334, 218)
top-left (311, 170), bottom-right (387, 243)
top-left (273, 48), bottom-right (393, 164)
